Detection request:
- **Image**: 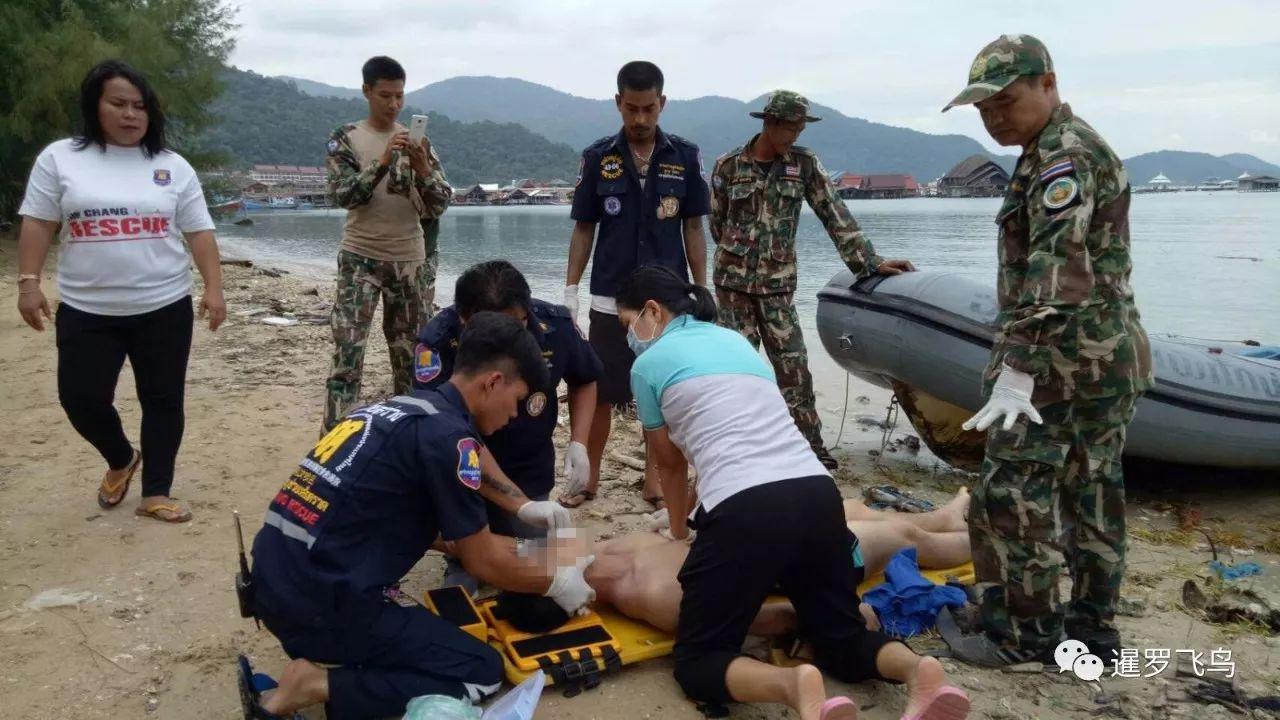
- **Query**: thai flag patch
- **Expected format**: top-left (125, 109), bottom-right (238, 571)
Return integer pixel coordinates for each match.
top-left (1039, 158), bottom-right (1075, 183)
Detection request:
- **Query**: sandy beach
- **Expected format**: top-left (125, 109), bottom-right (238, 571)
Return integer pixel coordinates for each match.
top-left (2, 233), bottom-right (1279, 720)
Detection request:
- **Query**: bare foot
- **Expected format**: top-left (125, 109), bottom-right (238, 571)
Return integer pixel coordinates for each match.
top-left (858, 602), bottom-right (881, 632)
top-left (903, 656), bottom-right (969, 719)
top-left (260, 659), bottom-right (329, 716)
top-left (786, 664), bottom-right (834, 720)
top-left (940, 487), bottom-right (970, 532)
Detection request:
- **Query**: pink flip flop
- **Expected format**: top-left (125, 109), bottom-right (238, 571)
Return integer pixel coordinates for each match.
top-left (821, 696), bottom-right (859, 720)
top-left (900, 686), bottom-right (970, 720)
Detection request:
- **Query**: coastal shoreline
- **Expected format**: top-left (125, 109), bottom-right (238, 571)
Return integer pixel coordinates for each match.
top-left (1, 234), bottom-right (1278, 719)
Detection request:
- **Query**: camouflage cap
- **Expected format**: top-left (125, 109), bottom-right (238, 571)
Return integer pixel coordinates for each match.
top-left (942, 34), bottom-right (1054, 112)
top-left (750, 90), bottom-right (822, 122)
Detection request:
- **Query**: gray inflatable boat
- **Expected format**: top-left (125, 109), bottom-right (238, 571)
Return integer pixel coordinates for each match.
top-left (816, 269), bottom-right (1280, 470)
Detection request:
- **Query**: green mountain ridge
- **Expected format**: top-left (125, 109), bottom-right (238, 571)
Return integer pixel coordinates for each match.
top-left (287, 74), bottom-right (1280, 188)
top-left (196, 69), bottom-right (580, 186)
top-left (283, 74), bottom-right (1013, 181)
top-left (1123, 151), bottom-right (1280, 186)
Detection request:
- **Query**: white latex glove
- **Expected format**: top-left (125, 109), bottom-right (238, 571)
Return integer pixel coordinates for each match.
top-left (516, 500), bottom-right (572, 531)
top-left (962, 366), bottom-right (1043, 432)
top-left (659, 526), bottom-right (695, 543)
top-left (544, 555), bottom-right (596, 615)
top-left (562, 441), bottom-right (590, 499)
top-left (563, 285), bottom-right (579, 322)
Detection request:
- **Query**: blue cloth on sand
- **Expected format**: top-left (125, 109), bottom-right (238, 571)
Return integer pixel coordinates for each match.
top-left (861, 548), bottom-right (967, 638)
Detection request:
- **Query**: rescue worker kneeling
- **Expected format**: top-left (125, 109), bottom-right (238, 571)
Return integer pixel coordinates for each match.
top-left (247, 312), bottom-right (595, 720)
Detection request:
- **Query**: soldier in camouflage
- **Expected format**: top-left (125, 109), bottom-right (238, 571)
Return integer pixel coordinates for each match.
top-left (940, 35), bottom-right (1154, 666)
top-left (710, 90), bottom-right (916, 469)
top-left (322, 56), bottom-right (453, 433)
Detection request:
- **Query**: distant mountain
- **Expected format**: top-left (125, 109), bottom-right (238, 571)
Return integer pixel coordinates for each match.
top-left (408, 77), bottom-right (1013, 182)
top-left (287, 74), bottom-right (1011, 181)
top-left (1123, 151), bottom-right (1280, 186)
top-left (197, 69), bottom-right (579, 186)
top-left (278, 75), bottom-right (364, 100)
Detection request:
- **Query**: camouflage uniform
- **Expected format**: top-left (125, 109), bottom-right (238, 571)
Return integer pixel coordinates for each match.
top-left (711, 91), bottom-right (883, 456)
top-left (421, 217), bottom-right (440, 308)
top-left (322, 123), bottom-right (452, 431)
top-left (945, 36), bottom-right (1154, 654)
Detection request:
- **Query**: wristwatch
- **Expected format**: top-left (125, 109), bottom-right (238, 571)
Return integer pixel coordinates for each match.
top-left (18, 273), bottom-right (40, 284)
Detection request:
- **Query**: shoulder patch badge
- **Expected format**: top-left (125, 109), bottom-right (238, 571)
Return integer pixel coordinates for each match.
top-left (575, 157), bottom-right (584, 187)
top-left (526, 391), bottom-right (547, 417)
top-left (1043, 176), bottom-right (1079, 211)
top-left (414, 343), bottom-right (442, 383)
top-left (600, 153), bottom-right (624, 181)
top-left (603, 196), bottom-right (622, 216)
top-left (712, 174), bottom-right (724, 190)
top-left (456, 437), bottom-right (482, 490)
top-left (327, 138), bottom-right (340, 154)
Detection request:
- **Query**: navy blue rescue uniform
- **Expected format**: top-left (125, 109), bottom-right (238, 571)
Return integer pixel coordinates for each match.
top-left (413, 300), bottom-right (602, 530)
top-left (571, 128), bottom-right (709, 404)
top-left (570, 128), bottom-right (710, 299)
top-left (250, 387), bottom-right (502, 720)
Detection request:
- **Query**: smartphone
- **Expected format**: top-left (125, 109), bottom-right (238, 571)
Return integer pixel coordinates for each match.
top-left (408, 114), bottom-right (428, 143)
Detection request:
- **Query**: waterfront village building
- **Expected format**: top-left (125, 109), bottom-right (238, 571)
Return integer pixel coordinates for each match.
top-left (1238, 173), bottom-right (1280, 192)
top-left (1147, 172), bottom-right (1174, 191)
top-left (831, 172), bottom-right (921, 199)
top-left (937, 155), bottom-right (1010, 198)
top-left (246, 165), bottom-right (328, 205)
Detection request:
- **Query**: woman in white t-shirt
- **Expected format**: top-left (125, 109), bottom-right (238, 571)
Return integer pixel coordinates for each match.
top-left (16, 60), bottom-right (226, 523)
top-left (617, 266), bottom-right (971, 720)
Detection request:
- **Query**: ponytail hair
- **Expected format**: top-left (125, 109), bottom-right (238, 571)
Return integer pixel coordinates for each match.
top-left (616, 266), bottom-right (716, 322)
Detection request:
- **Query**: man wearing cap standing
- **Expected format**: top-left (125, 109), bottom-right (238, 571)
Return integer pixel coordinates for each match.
top-left (938, 34), bottom-right (1153, 667)
top-left (709, 91), bottom-right (916, 470)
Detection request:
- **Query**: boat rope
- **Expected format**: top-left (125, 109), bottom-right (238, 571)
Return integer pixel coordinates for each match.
top-left (1162, 333), bottom-right (1261, 347)
top-left (832, 372), bottom-right (852, 449)
top-left (878, 395), bottom-right (901, 458)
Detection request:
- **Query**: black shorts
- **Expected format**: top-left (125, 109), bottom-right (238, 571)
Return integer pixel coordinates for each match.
top-left (588, 309), bottom-right (634, 406)
top-left (672, 475), bottom-right (897, 704)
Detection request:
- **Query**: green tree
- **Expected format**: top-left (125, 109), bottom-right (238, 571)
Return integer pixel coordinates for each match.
top-left (0, 0), bottom-right (237, 217)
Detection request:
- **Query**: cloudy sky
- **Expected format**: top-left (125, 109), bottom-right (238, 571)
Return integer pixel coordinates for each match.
top-left (229, 0), bottom-right (1280, 163)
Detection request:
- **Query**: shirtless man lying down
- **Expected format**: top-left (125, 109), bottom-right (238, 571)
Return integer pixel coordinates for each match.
top-left (515, 488), bottom-right (971, 636)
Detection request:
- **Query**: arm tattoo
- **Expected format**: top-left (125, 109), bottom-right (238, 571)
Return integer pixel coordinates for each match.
top-left (481, 472), bottom-right (523, 498)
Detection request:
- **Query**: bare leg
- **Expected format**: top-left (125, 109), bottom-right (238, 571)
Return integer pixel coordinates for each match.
top-left (260, 659), bottom-right (329, 716)
top-left (842, 487), bottom-right (969, 533)
top-left (725, 660), bottom-right (854, 720)
top-left (848, 520), bottom-right (971, 576)
top-left (579, 402), bottom-right (611, 497)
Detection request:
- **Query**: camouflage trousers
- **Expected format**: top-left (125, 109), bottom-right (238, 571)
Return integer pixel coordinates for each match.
top-left (421, 218), bottom-right (440, 307)
top-left (968, 393), bottom-right (1140, 652)
top-left (322, 250), bottom-right (435, 432)
top-left (715, 286), bottom-right (825, 452)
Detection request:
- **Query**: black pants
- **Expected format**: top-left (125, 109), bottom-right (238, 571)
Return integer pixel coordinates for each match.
top-left (55, 298), bottom-right (193, 497)
top-left (673, 475), bottom-right (898, 704)
top-left (258, 601), bottom-right (503, 720)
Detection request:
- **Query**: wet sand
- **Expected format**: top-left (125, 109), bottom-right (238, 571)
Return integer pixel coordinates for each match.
top-left (1, 234), bottom-right (1278, 719)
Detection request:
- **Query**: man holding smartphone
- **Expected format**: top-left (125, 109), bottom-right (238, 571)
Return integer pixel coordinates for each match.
top-left (322, 56), bottom-right (453, 432)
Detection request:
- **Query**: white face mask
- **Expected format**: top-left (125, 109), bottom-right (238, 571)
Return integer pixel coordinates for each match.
top-left (626, 307), bottom-right (661, 356)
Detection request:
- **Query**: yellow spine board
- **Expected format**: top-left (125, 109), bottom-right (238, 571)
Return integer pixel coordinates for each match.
top-left (421, 586), bottom-right (488, 643)
top-left (426, 562), bottom-right (975, 687)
